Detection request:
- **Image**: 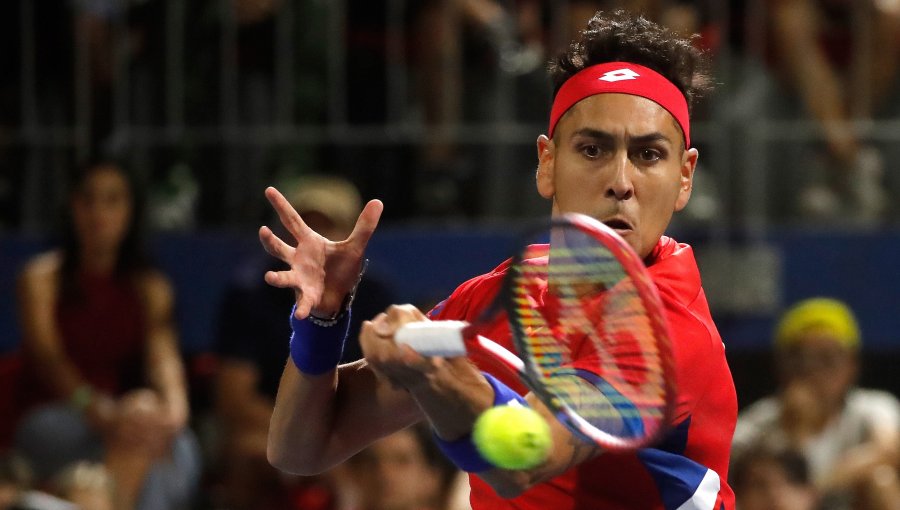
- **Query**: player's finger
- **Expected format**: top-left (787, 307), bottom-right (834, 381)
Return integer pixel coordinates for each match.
top-left (258, 226), bottom-right (293, 261)
top-left (296, 278), bottom-right (327, 318)
top-left (264, 186), bottom-right (309, 241)
top-left (384, 304), bottom-right (427, 326)
top-left (371, 313), bottom-right (393, 337)
top-left (347, 199), bottom-right (383, 245)
top-left (263, 269), bottom-right (303, 290)
top-left (360, 319), bottom-right (392, 362)
top-left (398, 343), bottom-right (431, 367)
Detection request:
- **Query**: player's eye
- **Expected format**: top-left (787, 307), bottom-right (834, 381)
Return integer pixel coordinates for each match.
top-left (633, 148), bottom-right (663, 163)
top-left (580, 144), bottom-right (603, 159)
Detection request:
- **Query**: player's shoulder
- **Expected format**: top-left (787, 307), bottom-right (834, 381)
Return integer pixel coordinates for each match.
top-left (459, 256), bottom-right (514, 294)
top-left (429, 258), bottom-right (512, 320)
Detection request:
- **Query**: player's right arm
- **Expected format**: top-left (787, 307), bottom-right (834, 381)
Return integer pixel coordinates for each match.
top-left (267, 358), bottom-right (423, 474)
top-left (259, 186), bottom-right (423, 474)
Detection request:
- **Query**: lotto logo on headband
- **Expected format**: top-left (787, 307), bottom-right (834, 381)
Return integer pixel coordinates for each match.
top-left (599, 68), bottom-right (640, 83)
top-left (548, 62), bottom-right (691, 147)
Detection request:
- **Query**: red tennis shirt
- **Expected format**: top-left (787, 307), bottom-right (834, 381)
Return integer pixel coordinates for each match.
top-left (428, 236), bottom-right (737, 510)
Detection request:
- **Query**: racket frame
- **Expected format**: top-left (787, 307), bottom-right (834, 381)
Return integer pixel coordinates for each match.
top-left (396, 213), bottom-right (677, 451)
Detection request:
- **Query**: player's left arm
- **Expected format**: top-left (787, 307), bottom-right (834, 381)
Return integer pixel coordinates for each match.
top-left (140, 270), bottom-right (190, 432)
top-left (476, 393), bottom-right (602, 498)
top-left (361, 305), bottom-right (601, 499)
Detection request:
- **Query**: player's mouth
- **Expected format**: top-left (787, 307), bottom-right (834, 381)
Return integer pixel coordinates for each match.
top-left (602, 217), bottom-right (634, 235)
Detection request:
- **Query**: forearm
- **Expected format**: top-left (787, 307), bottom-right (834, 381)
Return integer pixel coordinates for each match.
top-left (820, 442), bottom-right (897, 492)
top-left (26, 344), bottom-right (87, 401)
top-left (408, 359), bottom-right (494, 441)
top-left (267, 363), bottom-right (338, 474)
top-left (869, 10), bottom-right (900, 109)
top-left (17, 265), bottom-right (88, 402)
top-left (772, 1), bottom-right (856, 160)
top-left (268, 359), bottom-right (422, 475)
top-left (408, 363), bottom-right (597, 498)
top-left (145, 328), bottom-right (189, 423)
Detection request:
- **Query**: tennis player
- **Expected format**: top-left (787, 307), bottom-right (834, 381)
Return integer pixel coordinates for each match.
top-left (262, 10), bottom-right (736, 510)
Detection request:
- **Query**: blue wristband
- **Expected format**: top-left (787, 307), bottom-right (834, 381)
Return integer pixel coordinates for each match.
top-left (289, 304), bottom-right (351, 375)
top-left (431, 372), bottom-right (528, 472)
top-left (482, 372), bottom-right (528, 407)
top-left (433, 430), bottom-right (493, 473)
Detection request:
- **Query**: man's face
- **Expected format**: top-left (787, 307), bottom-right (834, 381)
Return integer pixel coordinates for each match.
top-left (777, 333), bottom-right (858, 405)
top-left (736, 457), bottom-right (818, 510)
top-left (351, 429), bottom-right (442, 510)
top-left (536, 93), bottom-right (697, 259)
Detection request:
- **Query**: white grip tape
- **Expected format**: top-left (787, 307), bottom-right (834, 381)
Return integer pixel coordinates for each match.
top-left (394, 321), bottom-right (468, 357)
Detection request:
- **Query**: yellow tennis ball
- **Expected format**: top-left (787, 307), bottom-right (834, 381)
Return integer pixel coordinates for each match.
top-left (472, 404), bottom-right (552, 470)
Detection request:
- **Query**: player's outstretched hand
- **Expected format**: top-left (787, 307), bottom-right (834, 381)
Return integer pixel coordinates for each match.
top-left (258, 186), bottom-right (383, 319)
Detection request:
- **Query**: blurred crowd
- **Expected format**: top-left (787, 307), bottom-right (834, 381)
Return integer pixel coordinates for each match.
top-left (1, 0), bottom-right (899, 230)
top-left (2, 164), bottom-right (899, 510)
top-left (2, 0), bottom-right (900, 509)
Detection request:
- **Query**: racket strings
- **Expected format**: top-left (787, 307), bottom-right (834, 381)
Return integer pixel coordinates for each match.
top-left (510, 226), bottom-right (669, 440)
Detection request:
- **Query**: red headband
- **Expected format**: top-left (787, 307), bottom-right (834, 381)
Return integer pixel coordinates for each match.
top-left (548, 62), bottom-right (690, 147)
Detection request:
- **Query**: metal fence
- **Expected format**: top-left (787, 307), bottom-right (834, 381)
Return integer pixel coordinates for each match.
top-left (3, 0), bottom-right (899, 235)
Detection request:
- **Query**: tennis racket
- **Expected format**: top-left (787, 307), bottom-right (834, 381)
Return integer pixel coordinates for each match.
top-left (395, 213), bottom-right (676, 451)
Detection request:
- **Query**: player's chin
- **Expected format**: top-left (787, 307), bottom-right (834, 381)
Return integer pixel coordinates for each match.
top-left (620, 231), bottom-right (649, 258)
top-left (612, 227), bottom-right (637, 246)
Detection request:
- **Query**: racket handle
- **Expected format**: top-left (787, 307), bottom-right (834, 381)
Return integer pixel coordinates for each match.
top-left (395, 321), bottom-right (468, 357)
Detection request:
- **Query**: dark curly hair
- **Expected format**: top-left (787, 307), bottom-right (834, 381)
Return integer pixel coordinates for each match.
top-left (548, 10), bottom-right (713, 113)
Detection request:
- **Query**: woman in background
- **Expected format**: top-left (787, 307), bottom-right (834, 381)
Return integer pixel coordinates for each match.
top-left (15, 162), bottom-right (200, 510)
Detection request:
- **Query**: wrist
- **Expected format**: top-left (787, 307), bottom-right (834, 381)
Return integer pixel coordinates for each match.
top-left (69, 384), bottom-right (94, 412)
top-left (308, 291), bottom-right (354, 327)
top-left (85, 393), bottom-right (117, 432)
top-left (290, 304), bottom-right (352, 374)
top-left (161, 397), bottom-right (190, 429)
top-left (308, 258), bottom-right (367, 325)
top-left (431, 372), bottom-right (528, 472)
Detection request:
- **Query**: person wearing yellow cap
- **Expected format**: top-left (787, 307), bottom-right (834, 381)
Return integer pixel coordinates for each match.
top-left (732, 297), bottom-right (900, 510)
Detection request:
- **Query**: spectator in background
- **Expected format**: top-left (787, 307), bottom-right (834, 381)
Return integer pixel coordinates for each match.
top-left (14, 162), bottom-right (201, 510)
top-left (0, 455), bottom-right (30, 510)
top-left (338, 423), bottom-right (468, 510)
top-left (213, 175), bottom-right (397, 510)
top-left (732, 297), bottom-right (900, 510)
top-left (730, 445), bottom-right (819, 510)
top-left (410, 0), bottom-right (550, 218)
top-left (47, 462), bottom-right (114, 510)
top-left (765, 0), bottom-right (900, 223)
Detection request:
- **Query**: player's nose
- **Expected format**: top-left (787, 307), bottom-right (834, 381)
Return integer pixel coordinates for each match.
top-left (605, 155), bottom-right (635, 201)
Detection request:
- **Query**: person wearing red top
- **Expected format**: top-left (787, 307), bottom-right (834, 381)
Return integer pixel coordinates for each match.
top-left (428, 236), bottom-right (735, 509)
top-left (15, 162), bottom-right (199, 510)
top-left (262, 9), bottom-right (736, 510)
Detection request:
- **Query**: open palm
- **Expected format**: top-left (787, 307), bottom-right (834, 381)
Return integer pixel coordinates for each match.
top-left (258, 186), bottom-right (383, 319)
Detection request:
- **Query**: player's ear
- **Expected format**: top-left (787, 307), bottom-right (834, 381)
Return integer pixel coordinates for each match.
top-left (674, 147), bottom-right (698, 212)
top-left (536, 135), bottom-right (555, 199)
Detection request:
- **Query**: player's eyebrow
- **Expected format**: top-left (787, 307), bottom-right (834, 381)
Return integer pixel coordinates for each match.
top-left (628, 132), bottom-right (672, 146)
top-left (571, 128), bottom-right (673, 146)
top-left (570, 128), bottom-right (616, 143)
